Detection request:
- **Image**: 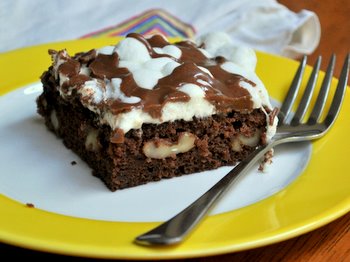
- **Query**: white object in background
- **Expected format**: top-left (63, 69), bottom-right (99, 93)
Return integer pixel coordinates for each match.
top-left (0, 0), bottom-right (320, 58)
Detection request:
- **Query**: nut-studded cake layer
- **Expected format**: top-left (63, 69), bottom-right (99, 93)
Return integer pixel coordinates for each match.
top-left (38, 69), bottom-right (268, 190)
top-left (37, 32), bottom-right (278, 191)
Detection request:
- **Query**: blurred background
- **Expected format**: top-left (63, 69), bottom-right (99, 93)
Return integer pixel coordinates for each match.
top-left (0, 0), bottom-right (320, 57)
top-left (2, 0), bottom-right (347, 75)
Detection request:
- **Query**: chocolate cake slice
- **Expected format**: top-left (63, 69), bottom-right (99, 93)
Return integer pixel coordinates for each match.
top-left (37, 32), bottom-right (278, 191)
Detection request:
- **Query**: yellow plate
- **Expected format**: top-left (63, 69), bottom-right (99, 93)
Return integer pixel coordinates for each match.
top-left (0, 38), bottom-right (349, 260)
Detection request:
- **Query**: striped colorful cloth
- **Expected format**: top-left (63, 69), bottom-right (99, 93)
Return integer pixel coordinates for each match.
top-left (81, 9), bottom-right (195, 39)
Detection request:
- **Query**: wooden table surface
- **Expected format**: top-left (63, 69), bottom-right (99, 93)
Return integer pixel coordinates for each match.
top-left (1, 0), bottom-right (349, 261)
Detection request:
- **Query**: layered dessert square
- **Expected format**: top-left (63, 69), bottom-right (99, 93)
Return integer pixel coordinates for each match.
top-left (37, 32), bottom-right (278, 191)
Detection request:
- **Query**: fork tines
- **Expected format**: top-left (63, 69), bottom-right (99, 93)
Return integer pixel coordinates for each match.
top-left (278, 54), bottom-right (349, 127)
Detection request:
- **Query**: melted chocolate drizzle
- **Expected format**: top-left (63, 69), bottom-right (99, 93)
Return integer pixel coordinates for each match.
top-left (55, 33), bottom-right (255, 120)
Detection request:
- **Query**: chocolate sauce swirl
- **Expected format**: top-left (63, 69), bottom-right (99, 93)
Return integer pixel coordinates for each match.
top-left (55, 33), bottom-right (255, 119)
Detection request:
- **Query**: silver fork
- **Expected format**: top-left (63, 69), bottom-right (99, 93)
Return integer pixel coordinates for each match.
top-left (135, 54), bottom-right (350, 246)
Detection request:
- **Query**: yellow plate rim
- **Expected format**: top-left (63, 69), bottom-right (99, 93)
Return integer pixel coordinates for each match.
top-left (0, 38), bottom-right (349, 260)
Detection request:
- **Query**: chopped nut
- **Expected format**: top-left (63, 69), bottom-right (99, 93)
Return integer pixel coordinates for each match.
top-left (85, 128), bottom-right (101, 151)
top-left (143, 132), bottom-right (196, 159)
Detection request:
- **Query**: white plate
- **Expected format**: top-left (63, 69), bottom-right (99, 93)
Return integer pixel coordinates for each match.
top-left (0, 82), bottom-right (311, 222)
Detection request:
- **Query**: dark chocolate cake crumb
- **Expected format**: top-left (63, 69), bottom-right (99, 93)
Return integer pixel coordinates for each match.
top-left (259, 149), bottom-right (274, 172)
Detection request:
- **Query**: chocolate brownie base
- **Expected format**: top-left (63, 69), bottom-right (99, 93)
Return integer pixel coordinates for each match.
top-left (37, 70), bottom-right (268, 191)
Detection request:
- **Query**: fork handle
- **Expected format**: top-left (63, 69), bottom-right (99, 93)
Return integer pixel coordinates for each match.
top-left (134, 143), bottom-right (273, 246)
